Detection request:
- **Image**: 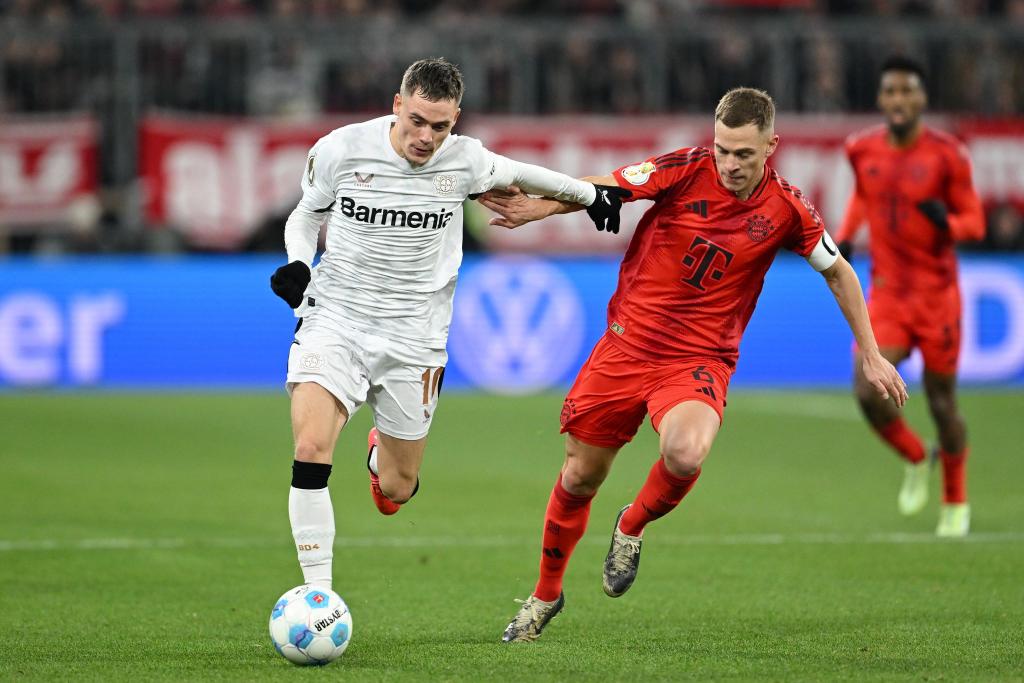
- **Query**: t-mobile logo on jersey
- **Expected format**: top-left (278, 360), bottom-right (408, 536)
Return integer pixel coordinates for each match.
top-left (681, 236), bottom-right (734, 291)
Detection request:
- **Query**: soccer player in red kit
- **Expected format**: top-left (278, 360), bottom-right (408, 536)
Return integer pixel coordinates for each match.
top-left (836, 57), bottom-right (985, 538)
top-left (480, 87), bottom-right (908, 643)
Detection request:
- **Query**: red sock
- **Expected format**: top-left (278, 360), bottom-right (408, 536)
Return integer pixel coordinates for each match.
top-left (619, 459), bottom-right (700, 537)
top-left (940, 448), bottom-right (968, 503)
top-left (876, 419), bottom-right (926, 464)
top-left (533, 474), bottom-right (594, 602)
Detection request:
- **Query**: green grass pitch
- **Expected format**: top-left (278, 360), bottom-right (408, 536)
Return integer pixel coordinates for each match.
top-left (1, 390), bottom-right (1022, 681)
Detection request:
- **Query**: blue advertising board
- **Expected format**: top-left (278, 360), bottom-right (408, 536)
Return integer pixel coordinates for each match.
top-left (1, 255), bottom-right (1022, 390)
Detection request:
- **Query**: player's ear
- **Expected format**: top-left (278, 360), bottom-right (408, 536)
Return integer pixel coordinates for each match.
top-left (452, 107), bottom-right (461, 128)
top-left (765, 134), bottom-right (779, 158)
top-left (393, 94), bottom-right (402, 116)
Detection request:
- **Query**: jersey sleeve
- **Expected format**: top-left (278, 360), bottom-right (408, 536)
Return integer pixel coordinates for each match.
top-left (944, 141), bottom-right (986, 242)
top-left (610, 147), bottom-right (707, 201)
top-left (783, 190), bottom-right (837, 271)
top-left (296, 133), bottom-right (341, 212)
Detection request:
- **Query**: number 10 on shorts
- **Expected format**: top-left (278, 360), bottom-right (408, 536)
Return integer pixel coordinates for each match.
top-left (421, 367), bottom-right (445, 405)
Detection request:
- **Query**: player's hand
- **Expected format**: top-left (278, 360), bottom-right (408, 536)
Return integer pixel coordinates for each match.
top-left (861, 349), bottom-right (909, 407)
top-left (838, 240), bottom-right (853, 263)
top-left (476, 186), bottom-right (557, 229)
top-left (586, 184), bottom-right (632, 234)
top-left (270, 260), bottom-right (311, 309)
top-left (916, 199), bottom-right (949, 231)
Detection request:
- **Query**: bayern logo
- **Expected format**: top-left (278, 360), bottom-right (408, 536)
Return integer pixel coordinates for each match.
top-left (745, 213), bottom-right (776, 242)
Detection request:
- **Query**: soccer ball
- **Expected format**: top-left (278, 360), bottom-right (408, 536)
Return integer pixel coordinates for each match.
top-left (268, 585), bottom-right (353, 665)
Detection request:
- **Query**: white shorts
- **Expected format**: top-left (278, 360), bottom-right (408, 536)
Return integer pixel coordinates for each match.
top-left (285, 311), bottom-right (447, 440)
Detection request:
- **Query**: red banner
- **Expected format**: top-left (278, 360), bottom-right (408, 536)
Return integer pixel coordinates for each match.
top-left (140, 115), bottom-right (365, 248)
top-left (0, 117), bottom-right (98, 226)
top-left (139, 114), bottom-right (1021, 251)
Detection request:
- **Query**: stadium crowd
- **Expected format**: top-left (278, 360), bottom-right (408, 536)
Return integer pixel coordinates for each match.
top-left (0, 0), bottom-right (1022, 252)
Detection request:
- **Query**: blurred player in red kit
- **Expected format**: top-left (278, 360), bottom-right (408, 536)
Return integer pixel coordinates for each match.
top-left (480, 87), bottom-right (908, 642)
top-left (836, 56), bottom-right (985, 537)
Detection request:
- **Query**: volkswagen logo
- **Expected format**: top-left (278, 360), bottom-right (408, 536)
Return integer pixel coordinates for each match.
top-left (448, 258), bottom-right (585, 394)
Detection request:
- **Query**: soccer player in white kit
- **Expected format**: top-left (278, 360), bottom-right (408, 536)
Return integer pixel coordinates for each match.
top-left (270, 58), bottom-right (630, 590)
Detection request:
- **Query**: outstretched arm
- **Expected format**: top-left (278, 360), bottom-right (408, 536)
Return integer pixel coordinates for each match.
top-left (478, 175), bottom-right (621, 229)
top-left (820, 257), bottom-right (908, 406)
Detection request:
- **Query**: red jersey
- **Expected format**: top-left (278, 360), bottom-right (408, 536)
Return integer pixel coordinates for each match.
top-left (607, 147), bottom-right (827, 367)
top-left (838, 125), bottom-right (985, 293)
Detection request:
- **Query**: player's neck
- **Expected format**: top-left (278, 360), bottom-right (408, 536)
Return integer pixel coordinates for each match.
top-left (887, 121), bottom-right (923, 148)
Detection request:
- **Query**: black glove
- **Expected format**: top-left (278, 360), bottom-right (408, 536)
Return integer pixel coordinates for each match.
top-left (916, 199), bottom-right (949, 231)
top-left (270, 261), bottom-right (311, 309)
top-left (838, 240), bottom-right (853, 263)
top-left (585, 184), bottom-right (632, 234)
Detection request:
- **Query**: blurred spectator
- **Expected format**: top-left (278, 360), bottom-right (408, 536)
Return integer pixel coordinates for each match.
top-left (979, 204), bottom-right (1024, 251)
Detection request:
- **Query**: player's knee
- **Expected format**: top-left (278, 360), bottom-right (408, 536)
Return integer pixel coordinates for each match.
top-left (293, 437), bottom-right (333, 464)
top-left (561, 462), bottom-right (602, 496)
top-left (661, 434), bottom-right (710, 477)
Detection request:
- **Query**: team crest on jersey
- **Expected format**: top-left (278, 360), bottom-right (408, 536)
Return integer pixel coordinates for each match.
top-left (354, 172), bottom-right (374, 187)
top-left (621, 161), bottom-right (656, 186)
top-left (434, 174), bottom-right (457, 195)
top-left (301, 352), bottom-right (324, 371)
top-left (745, 213), bottom-right (776, 242)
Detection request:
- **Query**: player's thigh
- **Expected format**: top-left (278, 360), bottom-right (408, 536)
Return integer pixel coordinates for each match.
top-left (289, 382), bottom-right (349, 463)
top-left (560, 337), bottom-right (648, 449)
top-left (646, 359), bottom-right (730, 473)
top-left (915, 295), bottom-right (961, 376)
top-left (286, 315), bottom-right (370, 421)
top-left (367, 342), bottom-right (446, 442)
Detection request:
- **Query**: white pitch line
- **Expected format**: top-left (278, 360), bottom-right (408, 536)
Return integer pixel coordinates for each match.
top-left (1, 531), bottom-right (1021, 553)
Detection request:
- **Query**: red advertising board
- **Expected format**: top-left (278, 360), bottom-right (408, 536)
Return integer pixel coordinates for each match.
top-left (139, 114), bottom-right (1022, 251)
top-left (0, 117), bottom-right (98, 226)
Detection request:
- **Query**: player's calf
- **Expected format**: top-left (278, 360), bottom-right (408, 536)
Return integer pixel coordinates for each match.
top-left (366, 428), bottom-right (420, 515)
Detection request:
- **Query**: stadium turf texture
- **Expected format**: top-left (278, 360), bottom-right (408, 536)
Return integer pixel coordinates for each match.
top-left (1, 391), bottom-right (1021, 681)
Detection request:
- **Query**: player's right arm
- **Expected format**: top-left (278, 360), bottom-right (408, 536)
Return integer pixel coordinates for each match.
top-left (479, 147), bottom-right (701, 230)
top-left (835, 192), bottom-right (866, 261)
top-left (271, 135), bottom-right (339, 309)
top-left (836, 138), bottom-right (867, 261)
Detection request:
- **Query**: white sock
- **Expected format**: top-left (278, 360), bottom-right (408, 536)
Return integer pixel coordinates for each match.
top-left (368, 443), bottom-right (379, 476)
top-left (288, 486), bottom-right (335, 589)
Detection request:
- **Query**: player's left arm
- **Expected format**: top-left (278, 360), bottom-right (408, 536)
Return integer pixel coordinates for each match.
top-left (942, 144), bottom-right (986, 241)
top-left (819, 256), bottom-right (907, 406)
top-left (917, 144), bottom-right (986, 241)
top-left (477, 174), bottom-right (627, 231)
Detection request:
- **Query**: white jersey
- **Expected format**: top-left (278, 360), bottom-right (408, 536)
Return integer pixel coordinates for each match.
top-left (293, 115), bottom-right (544, 348)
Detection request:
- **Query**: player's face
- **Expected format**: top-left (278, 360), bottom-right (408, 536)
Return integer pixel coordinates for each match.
top-left (391, 91), bottom-right (460, 166)
top-left (878, 71), bottom-right (926, 136)
top-left (713, 121), bottom-right (778, 198)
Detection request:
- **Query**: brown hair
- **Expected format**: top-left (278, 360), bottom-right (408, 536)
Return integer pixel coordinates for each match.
top-left (400, 58), bottom-right (465, 104)
top-left (714, 87), bottom-right (775, 133)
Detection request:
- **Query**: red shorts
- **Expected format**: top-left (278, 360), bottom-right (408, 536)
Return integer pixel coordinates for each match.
top-left (559, 334), bottom-right (732, 449)
top-left (866, 286), bottom-right (961, 375)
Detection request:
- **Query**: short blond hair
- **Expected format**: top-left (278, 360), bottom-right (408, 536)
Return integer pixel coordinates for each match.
top-left (715, 87), bottom-right (775, 133)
